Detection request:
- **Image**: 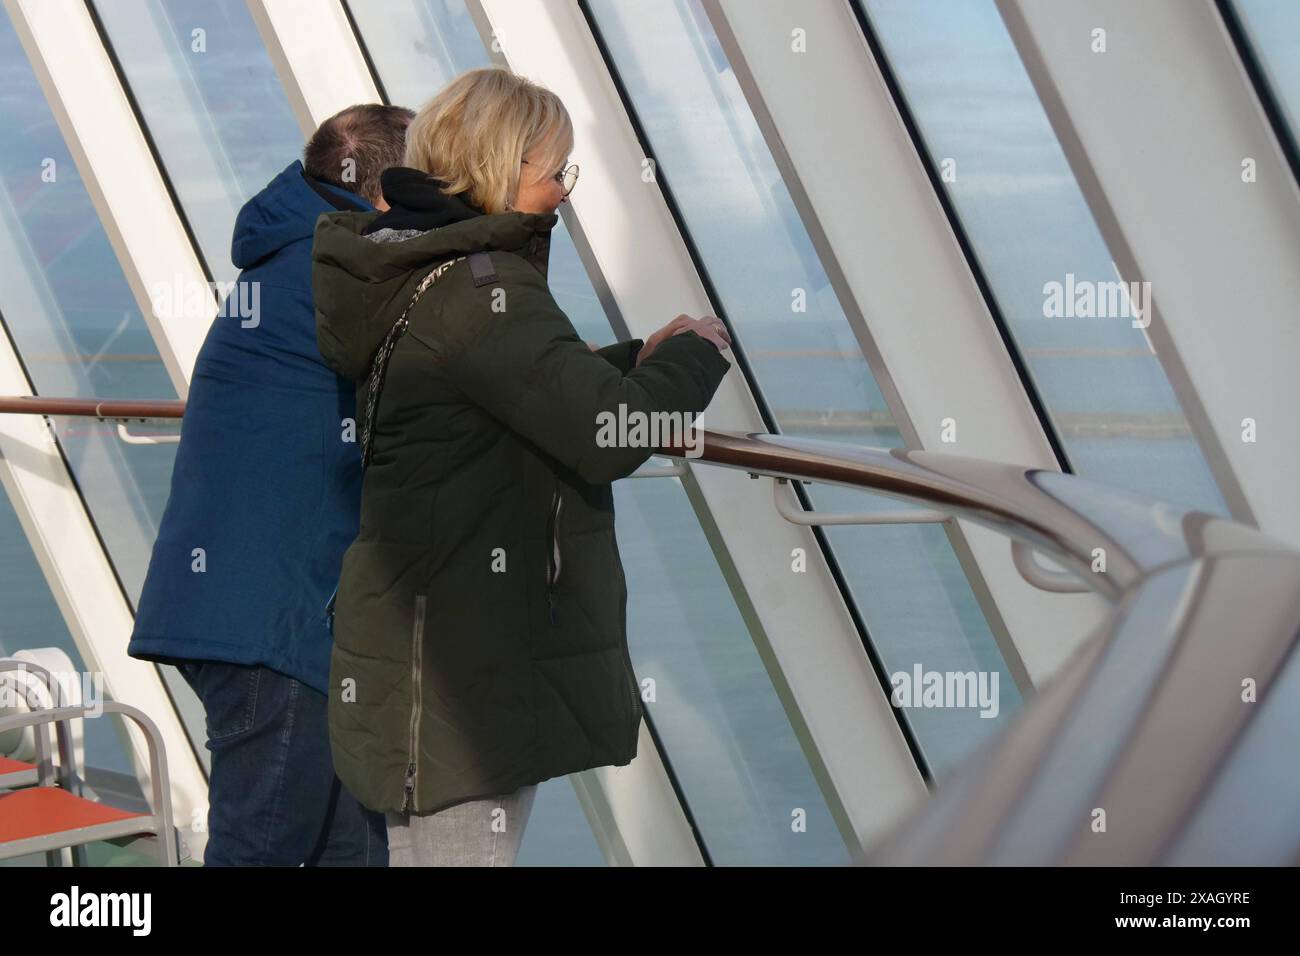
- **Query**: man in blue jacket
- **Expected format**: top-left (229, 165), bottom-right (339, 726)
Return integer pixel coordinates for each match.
top-left (129, 104), bottom-right (414, 866)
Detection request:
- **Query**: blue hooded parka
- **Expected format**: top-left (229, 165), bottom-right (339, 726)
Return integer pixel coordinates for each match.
top-left (128, 161), bottom-right (371, 693)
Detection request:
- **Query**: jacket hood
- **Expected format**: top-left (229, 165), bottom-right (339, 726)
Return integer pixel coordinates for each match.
top-left (312, 189), bottom-right (558, 380)
top-left (232, 160), bottom-right (371, 270)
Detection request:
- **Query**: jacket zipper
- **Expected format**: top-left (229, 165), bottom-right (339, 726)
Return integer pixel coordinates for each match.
top-left (403, 594), bottom-right (427, 812)
top-left (545, 488), bottom-right (563, 626)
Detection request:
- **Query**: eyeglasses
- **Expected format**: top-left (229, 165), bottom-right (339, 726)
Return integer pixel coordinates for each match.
top-left (522, 160), bottom-right (579, 197)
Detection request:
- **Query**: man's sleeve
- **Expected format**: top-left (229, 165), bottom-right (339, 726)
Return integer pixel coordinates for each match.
top-left (423, 258), bottom-right (729, 485)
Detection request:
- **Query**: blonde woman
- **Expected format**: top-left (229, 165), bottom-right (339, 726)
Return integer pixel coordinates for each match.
top-left (311, 67), bottom-right (731, 866)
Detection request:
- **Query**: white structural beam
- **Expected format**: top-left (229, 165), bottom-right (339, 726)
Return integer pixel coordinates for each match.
top-left (0, 328), bottom-right (208, 849)
top-left (3, 0), bottom-right (214, 393)
top-left (573, 746), bottom-right (706, 866)
top-left (246, 0), bottom-right (382, 136)
top-left (470, 0), bottom-right (928, 859)
top-left (701, 0), bottom-right (1109, 687)
top-left (997, 0), bottom-right (1300, 549)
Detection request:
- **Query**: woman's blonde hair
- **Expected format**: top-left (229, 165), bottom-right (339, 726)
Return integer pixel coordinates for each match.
top-left (404, 67), bottom-right (573, 215)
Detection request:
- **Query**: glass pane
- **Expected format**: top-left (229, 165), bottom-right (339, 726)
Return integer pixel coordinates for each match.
top-left (351, 0), bottom-right (846, 863)
top-left (587, 0), bottom-right (1023, 777)
top-left (0, 9), bottom-right (178, 604)
top-left (0, 487), bottom-right (134, 777)
top-left (92, 0), bottom-right (305, 285)
top-left (1233, 0), bottom-right (1300, 142)
top-left (344, 0), bottom-right (487, 103)
top-left (614, 476), bottom-right (847, 864)
top-left (517, 780), bottom-right (605, 866)
top-left (860, 0), bottom-right (1230, 518)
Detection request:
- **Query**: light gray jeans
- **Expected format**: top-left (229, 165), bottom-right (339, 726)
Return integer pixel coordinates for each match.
top-left (384, 783), bottom-right (538, 867)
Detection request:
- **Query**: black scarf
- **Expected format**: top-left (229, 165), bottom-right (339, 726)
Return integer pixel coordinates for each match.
top-left (361, 166), bottom-right (485, 235)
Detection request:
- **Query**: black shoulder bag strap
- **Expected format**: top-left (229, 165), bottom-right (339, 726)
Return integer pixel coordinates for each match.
top-left (358, 250), bottom-right (499, 469)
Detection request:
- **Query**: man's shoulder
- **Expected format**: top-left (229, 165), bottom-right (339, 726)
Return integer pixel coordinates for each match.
top-left (191, 258), bottom-right (344, 393)
top-left (203, 250), bottom-right (312, 333)
top-left (232, 230), bottom-right (317, 286)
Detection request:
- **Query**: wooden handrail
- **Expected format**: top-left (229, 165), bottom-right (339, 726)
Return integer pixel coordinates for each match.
top-left (3, 394), bottom-right (1292, 589)
top-left (0, 396), bottom-right (185, 419)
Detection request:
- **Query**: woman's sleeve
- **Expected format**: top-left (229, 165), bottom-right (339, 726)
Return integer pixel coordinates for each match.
top-left (424, 254), bottom-right (730, 485)
top-left (592, 339), bottom-right (644, 373)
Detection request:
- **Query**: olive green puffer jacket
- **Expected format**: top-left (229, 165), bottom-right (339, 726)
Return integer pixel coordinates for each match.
top-left (311, 206), bottom-right (730, 815)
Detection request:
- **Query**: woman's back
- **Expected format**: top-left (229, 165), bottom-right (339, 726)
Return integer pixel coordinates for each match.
top-left (310, 183), bottom-right (731, 815)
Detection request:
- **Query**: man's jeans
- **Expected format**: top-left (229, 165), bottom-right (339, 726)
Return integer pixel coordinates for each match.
top-left (178, 660), bottom-right (387, 866)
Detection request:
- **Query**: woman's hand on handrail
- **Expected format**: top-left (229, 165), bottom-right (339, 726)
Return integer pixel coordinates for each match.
top-left (637, 313), bottom-right (730, 365)
top-left (668, 315), bottom-right (731, 354)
